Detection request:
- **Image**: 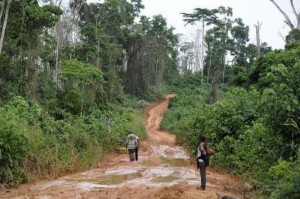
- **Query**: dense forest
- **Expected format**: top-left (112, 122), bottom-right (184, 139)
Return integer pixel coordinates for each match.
top-left (0, 0), bottom-right (299, 198)
top-left (0, 0), bottom-right (178, 184)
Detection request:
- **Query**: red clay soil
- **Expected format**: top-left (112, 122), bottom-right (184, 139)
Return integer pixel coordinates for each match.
top-left (0, 95), bottom-right (244, 199)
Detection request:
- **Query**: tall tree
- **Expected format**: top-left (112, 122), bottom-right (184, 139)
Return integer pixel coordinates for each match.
top-left (182, 8), bottom-right (219, 81)
top-left (3, 0), bottom-right (62, 98)
top-left (182, 7), bottom-right (234, 83)
top-left (121, 15), bottom-right (178, 95)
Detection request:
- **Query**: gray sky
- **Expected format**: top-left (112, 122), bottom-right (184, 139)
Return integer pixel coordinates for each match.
top-left (140, 0), bottom-right (296, 49)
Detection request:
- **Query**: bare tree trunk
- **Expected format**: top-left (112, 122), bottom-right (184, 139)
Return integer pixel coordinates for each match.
top-left (49, 0), bottom-right (63, 87)
top-left (207, 39), bottom-right (213, 84)
top-left (54, 17), bottom-right (61, 84)
top-left (0, 0), bottom-right (11, 55)
top-left (222, 24), bottom-right (229, 84)
top-left (254, 22), bottom-right (262, 56)
top-left (0, 1), bottom-right (5, 25)
top-left (270, 0), bottom-right (295, 29)
top-left (201, 20), bottom-right (205, 84)
top-left (95, 16), bottom-right (101, 67)
top-left (193, 29), bottom-right (201, 73)
top-left (222, 54), bottom-right (226, 84)
top-left (28, 41), bottom-right (38, 99)
top-left (290, 0), bottom-right (300, 29)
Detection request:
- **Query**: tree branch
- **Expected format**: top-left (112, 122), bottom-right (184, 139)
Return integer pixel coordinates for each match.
top-left (278, 31), bottom-right (286, 43)
top-left (290, 0), bottom-right (298, 16)
top-left (270, 0), bottom-right (294, 29)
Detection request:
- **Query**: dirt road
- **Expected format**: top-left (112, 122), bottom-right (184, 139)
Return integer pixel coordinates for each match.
top-left (0, 95), bottom-right (242, 199)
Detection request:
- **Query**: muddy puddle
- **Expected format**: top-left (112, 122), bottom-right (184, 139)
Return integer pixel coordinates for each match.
top-left (41, 145), bottom-right (195, 191)
top-left (68, 146), bottom-right (197, 189)
top-left (160, 157), bottom-right (190, 167)
top-left (23, 144), bottom-right (197, 194)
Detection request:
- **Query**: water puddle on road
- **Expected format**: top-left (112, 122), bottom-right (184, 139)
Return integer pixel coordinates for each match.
top-left (67, 169), bottom-right (143, 186)
top-left (96, 172), bottom-right (143, 185)
top-left (151, 171), bottom-right (180, 183)
top-left (160, 157), bottom-right (191, 167)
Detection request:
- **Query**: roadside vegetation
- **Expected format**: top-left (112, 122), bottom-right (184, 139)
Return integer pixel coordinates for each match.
top-left (161, 39), bottom-right (300, 199)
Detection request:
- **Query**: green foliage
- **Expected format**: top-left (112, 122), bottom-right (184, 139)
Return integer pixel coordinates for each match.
top-left (214, 122), bottom-right (279, 175)
top-left (60, 59), bottom-right (105, 114)
top-left (142, 84), bottom-right (172, 102)
top-left (0, 95), bottom-right (146, 184)
top-left (161, 76), bottom-right (281, 176)
top-left (0, 55), bottom-right (26, 103)
top-left (249, 43), bottom-right (300, 86)
top-left (172, 71), bottom-right (203, 89)
top-left (262, 156), bottom-right (300, 199)
top-left (25, 4), bottom-right (63, 29)
top-left (61, 59), bottom-right (104, 84)
top-left (0, 0), bottom-right (175, 187)
top-left (36, 72), bottom-right (57, 109)
top-left (286, 29), bottom-right (300, 44)
top-left (162, 39), bottom-right (300, 198)
top-left (0, 103), bottom-right (28, 183)
top-left (228, 65), bottom-right (249, 87)
top-left (74, 105), bottom-right (146, 152)
top-left (259, 62), bottom-right (300, 157)
top-left (160, 84), bottom-right (210, 148)
top-left (120, 14), bottom-right (178, 96)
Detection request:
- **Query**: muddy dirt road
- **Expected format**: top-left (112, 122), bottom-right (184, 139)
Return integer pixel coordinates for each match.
top-left (0, 95), bottom-right (242, 199)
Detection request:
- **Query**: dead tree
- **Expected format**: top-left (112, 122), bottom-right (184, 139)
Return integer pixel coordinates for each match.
top-left (270, 0), bottom-right (300, 30)
top-left (254, 22), bottom-right (262, 56)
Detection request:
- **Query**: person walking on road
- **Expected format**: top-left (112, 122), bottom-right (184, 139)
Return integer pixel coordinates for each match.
top-left (125, 131), bottom-right (139, 161)
top-left (196, 135), bottom-right (211, 190)
top-left (134, 132), bottom-right (139, 161)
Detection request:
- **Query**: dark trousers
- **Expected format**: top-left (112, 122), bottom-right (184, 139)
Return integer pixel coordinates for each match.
top-left (199, 161), bottom-right (206, 189)
top-left (128, 149), bottom-right (136, 161)
top-left (135, 147), bottom-right (138, 161)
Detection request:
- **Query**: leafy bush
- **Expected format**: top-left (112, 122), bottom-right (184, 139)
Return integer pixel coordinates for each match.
top-left (0, 97), bottom-right (32, 183)
top-left (262, 155), bottom-right (300, 199)
top-left (259, 62), bottom-right (300, 157)
top-left (161, 83), bottom-right (287, 179)
top-left (0, 95), bottom-right (146, 184)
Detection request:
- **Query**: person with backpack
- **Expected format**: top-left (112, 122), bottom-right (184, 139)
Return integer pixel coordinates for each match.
top-left (125, 131), bottom-right (139, 161)
top-left (196, 135), bottom-right (213, 190)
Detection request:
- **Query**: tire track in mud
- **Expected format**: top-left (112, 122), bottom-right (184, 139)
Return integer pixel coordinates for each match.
top-left (0, 95), bottom-right (242, 199)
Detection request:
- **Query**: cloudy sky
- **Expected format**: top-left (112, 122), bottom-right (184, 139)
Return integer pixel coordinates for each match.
top-left (140, 0), bottom-right (296, 49)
